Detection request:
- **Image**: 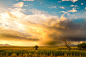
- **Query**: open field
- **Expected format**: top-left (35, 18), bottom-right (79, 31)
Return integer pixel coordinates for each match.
top-left (0, 46), bottom-right (86, 57)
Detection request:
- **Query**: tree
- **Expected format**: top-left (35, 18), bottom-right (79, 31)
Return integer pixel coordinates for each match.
top-left (78, 43), bottom-right (86, 50)
top-left (63, 37), bottom-right (71, 51)
top-left (33, 45), bottom-right (39, 50)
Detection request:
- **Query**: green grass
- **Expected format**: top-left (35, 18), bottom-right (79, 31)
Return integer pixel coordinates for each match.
top-left (0, 46), bottom-right (86, 57)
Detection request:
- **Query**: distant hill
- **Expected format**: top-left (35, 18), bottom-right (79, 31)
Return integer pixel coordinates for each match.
top-left (0, 44), bottom-right (11, 46)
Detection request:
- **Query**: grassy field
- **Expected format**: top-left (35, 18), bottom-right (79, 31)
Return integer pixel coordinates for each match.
top-left (0, 46), bottom-right (86, 57)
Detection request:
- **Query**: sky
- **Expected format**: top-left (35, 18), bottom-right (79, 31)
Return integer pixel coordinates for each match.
top-left (0, 0), bottom-right (86, 46)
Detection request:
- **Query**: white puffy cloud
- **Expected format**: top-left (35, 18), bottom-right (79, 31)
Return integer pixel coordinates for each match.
top-left (74, 5), bottom-right (77, 7)
top-left (70, 5), bottom-right (74, 7)
top-left (81, 3), bottom-right (83, 5)
top-left (60, 11), bottom-right (68, 14)
top-left (12, 2), bottom-right (24, 8)
top-left (68, 8), bottom-right (77, 12)
top-left (60, 14), bottom-right (67, 21)
top-left (24, 5), bottom-right (27, 6)
top-left (48, 6), bottom-right (57, 9)
top-left (85, 7), bottom-right (86, 10)
top-left (23, 0), bottom-right (34, 1)
top-left (62, 0), bottom-right (78, 3)
top-left (70, 5), bottom-right (79, 9)
top-left (58, 1), bottom-right (61, 3)
top-left (60, 6), bottom-right (65, 9)
top-left (74, 17), bottom-right (77, 19)
top-left (28, 9), bottom-right (59, 23)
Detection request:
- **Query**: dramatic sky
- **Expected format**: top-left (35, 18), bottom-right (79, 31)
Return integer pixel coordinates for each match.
top-left (0, 0), bottom-right (86, 46)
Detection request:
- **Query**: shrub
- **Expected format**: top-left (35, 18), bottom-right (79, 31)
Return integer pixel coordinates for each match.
top-left (77, 43), bottom-right (86, 50)
top-left (33, 45), bottom-right (39, 50)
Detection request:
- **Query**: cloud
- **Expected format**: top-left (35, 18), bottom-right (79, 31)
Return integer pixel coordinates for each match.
top-left (0, 27), bottom-right (39, 41)
top-left (70, 5), bottom-right (74, 7)
top-left (74, 5), bottom-right (78, 7)
top-left (60, 11), bottom-right (68, 14)
top-left (85, 7), bottom-right (86, 10)
top-left (0, 6), bottom-right (64, 46)
top-left (12, 2), bottom-right (24, 8)
top-left (40, 2), bottom-right (41, 4)
top-left (29, 9), bottom-right (48, 14)
top-left (23, 0), bottom-right (34, 1)
top-left (0, 4), bottom-right (86, 46)
top-left (5, 12), bottom-right (17, 19)
top-left (24, 5), bottom-right (27, 6)
top-left (60, 6), bottom-right (65, 9)
top-left (74, 17), bottom-right (77, 19)
top-left (70, 5), bottom-right (79, 10)
top-left (81, 3), bottom-right (83, 5)
top-left (1, 33), bottom-right (38, 41)
top-left (60, 14), bottom-right (67, 21)
top-left (85, 19), bottom-right (86, 21)
top-left (68, 8), bottom-right (77, 12)
top-left (48, 6), bottom-right (57, 9)
top-left (67, 10), bottom-right (86, 19)
top-left (67, 13), bottom-right (70, 16)
top-left (29, 4), bottom-right (33, 6)
top-left (58, 1), bottom-right (61, 3)
top-left (62, 0), bottom-right (78, 3)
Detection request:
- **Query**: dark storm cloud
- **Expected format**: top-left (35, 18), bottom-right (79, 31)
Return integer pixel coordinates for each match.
top-left (40, 19), bottom-right (86, 45)
top-left (65, 37), bottom-right (86, 41)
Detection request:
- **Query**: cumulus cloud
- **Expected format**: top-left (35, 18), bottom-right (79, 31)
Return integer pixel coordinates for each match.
top-left (12, 2), bottom-right (24, 8)
top-left (62, 0), bottom-right (78, 3)
top-left (5, 12), bottom-right (17, 19)
top-left (0, 6), bottom-right (65, 46)
top-left (68, 8), bottom-right (77, 12)
top-left (23, 0), bottom-right (34, 1)
top-left (81, 3), bottom-right (83, 5)
top-left (60, 6), bottom-right (65, 9)
top-left (58, 1), bottom-right (62, 3)
top-left (70, 5), bottom-right (74, 7)
top-left (74, 17), bottom-right (77, 19)
top-left (0, 3), bottom-right (86, 46)
top-left (60, 14), bottom-right (67, 21)
top-left (85, 7), bottom-right (86, 10)
top-left (70, 5), bottom-right (79, 10)
top-left (48, 6), bottom-right (57, 9)
top-left (24, 5), bottom-right (27, 6)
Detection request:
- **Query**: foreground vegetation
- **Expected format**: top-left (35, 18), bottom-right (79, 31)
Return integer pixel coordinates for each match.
top-left (0, 46), bottom-right (86, 57)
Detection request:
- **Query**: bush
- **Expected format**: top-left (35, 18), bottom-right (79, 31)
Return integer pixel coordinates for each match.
top-left (77, 43), bottom-right (86, 50)
top-left (33, 45), bottom-right (39, 50)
